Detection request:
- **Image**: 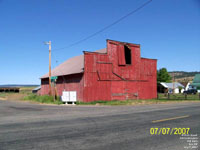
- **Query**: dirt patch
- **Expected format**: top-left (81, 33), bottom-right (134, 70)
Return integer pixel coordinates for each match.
top-left (7, 93), bottom-right (26, 100)
top-left (0, 97), bottom-right (6, 100)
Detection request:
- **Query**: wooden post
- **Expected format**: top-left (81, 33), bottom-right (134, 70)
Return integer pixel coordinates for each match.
top-left (173, 73), bottom-right (175, 94)
top-left (185, 93), bottom-right (187, 100)
top-left (49, 41), bottom-right (52, 96)
top-left (55, 86), bottom-right (58, 100)
top-left (52, 82), bottom-right (55, 102)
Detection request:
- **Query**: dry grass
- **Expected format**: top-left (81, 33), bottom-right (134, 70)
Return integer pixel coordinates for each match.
top-left (0, 86), bottom-right (36, 100)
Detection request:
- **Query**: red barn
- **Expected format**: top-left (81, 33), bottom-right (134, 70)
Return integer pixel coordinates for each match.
top-left (41, 39), bottom-right (157, 102)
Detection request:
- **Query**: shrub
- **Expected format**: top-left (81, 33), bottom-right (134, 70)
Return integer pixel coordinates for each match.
top-left (23, 94), bottom-right (62, 104)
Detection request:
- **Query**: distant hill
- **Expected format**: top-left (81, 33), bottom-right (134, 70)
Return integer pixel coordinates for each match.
top-left (0, 84), bottom-right (39, 88)
top-left (169, 71), bottom-right (200, 82)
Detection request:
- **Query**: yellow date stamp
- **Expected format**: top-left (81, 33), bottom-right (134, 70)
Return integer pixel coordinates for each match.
top-left (150, 128), bottom-right (190, 135)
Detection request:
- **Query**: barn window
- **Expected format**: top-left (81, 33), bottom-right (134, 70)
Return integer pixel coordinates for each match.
top-left (124, 45), bottom-right (131, 64)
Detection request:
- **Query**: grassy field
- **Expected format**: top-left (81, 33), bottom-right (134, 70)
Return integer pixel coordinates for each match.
top-left (0, 86), bottom-right (62, 104)
top-left (0, 93), bottom-right (7, 98)
top-left (1, 89), bottom-right (199, 105)
top-left (20, 87), bottom-right (37, 94)
top-left (0, 86), bottom-right (36, 100)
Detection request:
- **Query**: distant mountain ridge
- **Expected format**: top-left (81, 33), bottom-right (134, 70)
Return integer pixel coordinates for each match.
top-left (169, 71), bottom-right (200, 82)
top-left (0, 84), bottom-right (39, 87)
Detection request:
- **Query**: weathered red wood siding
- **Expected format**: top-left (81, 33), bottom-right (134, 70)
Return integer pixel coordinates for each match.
top-left (41, 73), bottom-right (84, 101)
top-left (83, 40), bottom-right (157, 102)
top-left (140, 58), bottom-right (157, 99)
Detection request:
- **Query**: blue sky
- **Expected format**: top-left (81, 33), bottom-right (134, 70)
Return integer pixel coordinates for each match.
top-left (0, 0), bottom-right (199, 84)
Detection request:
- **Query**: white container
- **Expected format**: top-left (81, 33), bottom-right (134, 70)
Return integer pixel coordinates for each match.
top-left (61, 91), bottom-right (77, 104)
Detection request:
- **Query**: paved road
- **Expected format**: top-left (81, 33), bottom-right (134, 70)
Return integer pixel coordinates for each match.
top-left (0, 100), bottom-right (199, 150)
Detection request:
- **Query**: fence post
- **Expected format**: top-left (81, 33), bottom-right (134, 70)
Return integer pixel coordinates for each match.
top-left (185, 93), bottom-right (187, 100)
top-left (167, 93), bottom-right (170, 100)
top-left (199, 93), bottom-right (200, 100)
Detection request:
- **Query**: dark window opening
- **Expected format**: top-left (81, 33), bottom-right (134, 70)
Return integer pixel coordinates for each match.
top-left (124, 45), bottom-right (131, 64)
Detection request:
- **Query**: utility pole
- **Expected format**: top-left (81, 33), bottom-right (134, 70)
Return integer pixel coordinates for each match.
top-left (44, 41), bottom-right (52, 96)
top-left (173, 73), bottom-right (175, 94)
top-left (49, 41), bottom-right (52, 96)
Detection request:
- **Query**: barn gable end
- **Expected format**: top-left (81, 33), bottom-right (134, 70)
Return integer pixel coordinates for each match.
top-left (83, 40), bottom-right (157, 101)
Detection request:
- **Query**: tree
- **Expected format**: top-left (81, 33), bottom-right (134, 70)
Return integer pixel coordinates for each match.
top-left (157, 68), bottom-right (172, 83)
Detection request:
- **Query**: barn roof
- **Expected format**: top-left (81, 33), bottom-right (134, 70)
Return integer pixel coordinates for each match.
top-left (160, 82), bottom-right (184, 89)
top-left (41, 48), bottom-right (107, 79)
top-left (32, 86), bottom-right (41, 91)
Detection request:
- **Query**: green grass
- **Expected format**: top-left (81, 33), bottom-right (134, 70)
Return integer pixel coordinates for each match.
top-left (77, 100), bottom-right (137, 105)
top-left (0, 92), bottom-right (17, 98)
top-left (21, 87), bottom-right (64, 105)
top-left (158, 93), bottom-right (199, 100)
top-left (23, 94), bottom-right (63, 105)
top-left (77, 94), bottom-right (200, 106)
top-left (77, 99), bottom-right (200, 105)
top-left (0, 93), bottom-right (7, 98)
top-left (1, 90), bottom-right (199, 106)
top-left (77, 99), bottom-right (157, 106)
top-left (0, 86), bottom-right (36, 98)
top-left (20, 86), bottom-right (37, 94)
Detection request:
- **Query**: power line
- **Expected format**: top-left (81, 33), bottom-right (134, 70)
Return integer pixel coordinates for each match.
top-left (53, 0), bottom-right (152, 51)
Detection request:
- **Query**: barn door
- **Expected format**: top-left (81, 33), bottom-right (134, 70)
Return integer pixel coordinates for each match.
top-left (111, 81), bottom-right (126, 100)
top-left (124, 82), bottom-right (139, 100)
top-left (111, 81), bottom-right (139, 100)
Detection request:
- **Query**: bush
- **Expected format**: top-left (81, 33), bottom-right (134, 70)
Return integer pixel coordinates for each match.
top-left (23, 94), bottom-right (62, 104)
